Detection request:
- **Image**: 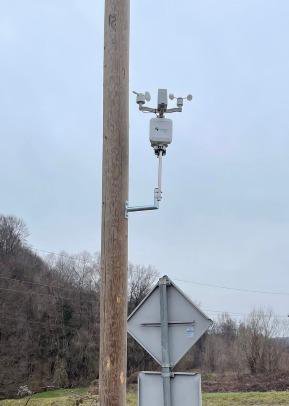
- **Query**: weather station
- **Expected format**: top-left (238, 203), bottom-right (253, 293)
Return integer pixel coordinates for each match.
top-left (125, 88), bottom-right (192, 218)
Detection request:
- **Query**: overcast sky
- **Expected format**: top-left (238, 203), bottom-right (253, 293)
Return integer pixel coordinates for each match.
top-left (1, 0), bottom-right (289, 322)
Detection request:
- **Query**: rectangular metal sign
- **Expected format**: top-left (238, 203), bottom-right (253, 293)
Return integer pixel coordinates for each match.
top-left (138, 372), bottom-right (202, 406)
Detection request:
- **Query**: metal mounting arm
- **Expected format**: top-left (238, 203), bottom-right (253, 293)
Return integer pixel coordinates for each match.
top-left (138, 104), bottom-right (182, 116)
top-left (165, 107), bottom-right (182, 113)
top-left (138, 105), bottom-right (157, 114)
top-left (125, 151), bottom-right (163, 218)
top-left (134, 89), bottom-right (192, 117)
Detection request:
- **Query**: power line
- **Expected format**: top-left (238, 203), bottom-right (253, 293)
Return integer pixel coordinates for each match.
top-left (174, 278), bottom-right (289, 297)
top-left (3, 245), bottom-right (289, 320)
top-left (0, 286), bottom-right (97, 304)
top-left (0, 275), bottom-right (99, 294)
top-left (31, 246), bottom-right (98, 264)
top-left (203, 307), bottom-right (289, 320)
top-left (28, 245), bottom-right (289, 298)
top-left (203, 308), bottom-right (249, 317)
top-left (0, 285), bottom-right (288, 321)
top-left (0, 314), bottom-right (52, 326)
top-left (30, 246), bottom-right (289, 298)
top-left (0, 314), bottom-right (100, 327)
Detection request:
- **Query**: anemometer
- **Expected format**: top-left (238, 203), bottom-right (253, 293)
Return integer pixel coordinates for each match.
top-left (125, 89), bottom-right (192, 218)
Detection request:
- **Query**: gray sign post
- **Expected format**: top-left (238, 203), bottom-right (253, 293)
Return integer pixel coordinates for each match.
top-left (160, 276), bottom-right (172, 406)
top-left (128, 275), bottom-right (212, 405)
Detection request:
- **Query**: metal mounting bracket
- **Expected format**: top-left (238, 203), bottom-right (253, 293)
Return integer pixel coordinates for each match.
top-left (159, 275), bottom-right (171, 286)
top-left (125, 188), bottom-right (161, 219)
top-left (125, 151), bottom-right (163, 218)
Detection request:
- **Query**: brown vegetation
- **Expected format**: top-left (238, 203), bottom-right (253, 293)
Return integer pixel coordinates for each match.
top-left (0, 215), bottom-right (158, 398)
top-left (1, 214), bottom-right (289, 398)
top-left (202, 372), bottom-right (289, 393)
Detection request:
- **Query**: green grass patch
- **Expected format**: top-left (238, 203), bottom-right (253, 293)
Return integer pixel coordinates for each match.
top-left (1, 389), bottom-right (289, 405)
top-left (0, 388), bottom-right (90, 405)
top-left (126, 390), bottom-right (289, 406)
top-left (31, 388), bottom-right (87, 399)
top-left (203, 391), bottom-right (289, 405)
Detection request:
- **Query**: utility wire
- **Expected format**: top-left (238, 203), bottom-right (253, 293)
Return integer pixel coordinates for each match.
top-left (203, 307), bottom-right (289, 319)
top-left (0, 275), bottom-right (99, 294)
top-left (0, 285), bottom-right (288, 320)
top-left (30, 246), bottom-right (289, 298)
top-left (0, 314), bottom-right (53, 326)
top-left (31, 246), bottom-right (97, 264)
top-left (174, 278), bottom-right (289, 297)
top-left (0, 314), bottom-right (100, 327)
top-left (0, 286), bottom-right (97, 303)
top-left (3, 245), bottom-right (289, 319)
top-left (3, 270), bottom-right (288, 317)
top-left (30, 246), bottom-right (289, 297)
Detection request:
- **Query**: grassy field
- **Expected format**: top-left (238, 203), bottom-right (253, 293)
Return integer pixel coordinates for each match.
top-left (203, 392), bottom-right (289, 405)
top-left (1, 388), bottom-right (289, 405)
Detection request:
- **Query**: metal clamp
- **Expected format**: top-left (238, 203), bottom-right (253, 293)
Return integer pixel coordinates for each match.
top-left (162, 371), bottom-right (172, 378)
top-left (159, 275), bottom-right (171, 286)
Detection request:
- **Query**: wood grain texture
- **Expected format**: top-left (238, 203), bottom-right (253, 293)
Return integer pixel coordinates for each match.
top-left (99, 0), bottom-right (130, 405)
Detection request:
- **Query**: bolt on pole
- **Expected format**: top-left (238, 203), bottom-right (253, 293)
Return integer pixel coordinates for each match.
top-left (99, 0), bottom-right (130, 405)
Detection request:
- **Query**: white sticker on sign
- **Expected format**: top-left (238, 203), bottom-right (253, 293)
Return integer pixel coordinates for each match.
top-left (185, 326), bottom-right (195, 338)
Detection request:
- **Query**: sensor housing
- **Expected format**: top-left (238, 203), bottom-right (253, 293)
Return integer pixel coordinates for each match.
top-left (149, 117), bottom-right (173, 147)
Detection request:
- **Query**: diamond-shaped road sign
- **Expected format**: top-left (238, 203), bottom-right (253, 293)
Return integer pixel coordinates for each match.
top-left (127, 276), bottom-right (212, 367)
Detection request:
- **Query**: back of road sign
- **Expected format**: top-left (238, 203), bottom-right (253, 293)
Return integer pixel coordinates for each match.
top-left (127, 278), bottom-right (212, 367)
top-left (138, 372), bottom-right (202, 406)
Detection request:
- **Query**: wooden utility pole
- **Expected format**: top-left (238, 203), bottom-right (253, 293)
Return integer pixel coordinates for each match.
top-left (99, 0), bottom-right (130, 405)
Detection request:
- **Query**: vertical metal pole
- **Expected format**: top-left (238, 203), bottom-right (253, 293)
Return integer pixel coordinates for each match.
top-left (159, 276), bottom-right (171, 406)
top-left (99, 0), bottom-right (130, 405)
top-left (158, 151), bottom-right (163, 194)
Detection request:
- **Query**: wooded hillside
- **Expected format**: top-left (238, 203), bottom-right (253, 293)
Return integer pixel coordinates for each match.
top-left (0, 215), bottom-right (158, 398)
top-left (1, 215), bottom-right (289, 398)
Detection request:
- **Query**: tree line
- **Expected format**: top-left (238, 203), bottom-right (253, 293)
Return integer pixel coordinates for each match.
top-left (0, 215), bottom-right (157, 398)
top-left (0, 215), bottom-right (288, 398)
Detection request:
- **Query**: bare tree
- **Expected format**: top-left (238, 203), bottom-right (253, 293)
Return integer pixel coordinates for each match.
top-left (128, 263), bottom-right (158, 314)
top-left (0, 215), bottom-right (28, 257)
top-left (127, 264), bottom-right (159, 375)
top-left (238, 309), bottom-right (284, 374)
